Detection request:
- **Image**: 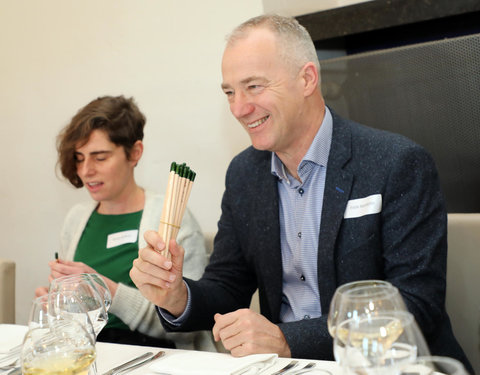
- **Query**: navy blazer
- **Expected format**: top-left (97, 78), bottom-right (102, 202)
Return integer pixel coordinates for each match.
top-left (162, 110), bottom-right (471, 370)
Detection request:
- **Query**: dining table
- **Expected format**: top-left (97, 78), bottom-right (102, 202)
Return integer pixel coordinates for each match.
top-left (95, 341), bottom-right (341, 374)
top-left (0, 324), bottom-right (342, 375)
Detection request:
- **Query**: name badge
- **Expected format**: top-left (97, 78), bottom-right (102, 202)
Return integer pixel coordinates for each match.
top-left (107, 230), bottom-right (139, 249)
top-left (344, 194), bottom-right (382, 219)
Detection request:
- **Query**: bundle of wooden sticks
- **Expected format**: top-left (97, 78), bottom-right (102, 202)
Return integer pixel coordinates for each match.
top-left (158, 162), bottom-right (196, 257)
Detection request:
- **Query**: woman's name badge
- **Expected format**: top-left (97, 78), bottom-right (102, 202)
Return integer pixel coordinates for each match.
top-left (107, 230), bottom-right (139, 249)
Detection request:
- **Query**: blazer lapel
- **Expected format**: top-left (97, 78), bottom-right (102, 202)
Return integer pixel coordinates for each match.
top-left (318, 111), bottom-right (354, 313)
top-left (247, 152), bottom-right (283, 321)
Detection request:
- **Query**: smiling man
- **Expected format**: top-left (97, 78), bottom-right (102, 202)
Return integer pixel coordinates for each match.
top-left (130, 15), bottom-right (472, 371)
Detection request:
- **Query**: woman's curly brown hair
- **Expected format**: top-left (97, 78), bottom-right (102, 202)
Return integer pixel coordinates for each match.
top-left (56, 95), bottom-right (145, 188)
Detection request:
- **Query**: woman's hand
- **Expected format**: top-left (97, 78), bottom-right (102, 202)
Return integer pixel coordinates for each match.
top-left (35, 286), bottom-right (49, 297)
top-left (48, 259), bottom-right (118, 296)
top-left (48, 259), bottom-right (96, 279)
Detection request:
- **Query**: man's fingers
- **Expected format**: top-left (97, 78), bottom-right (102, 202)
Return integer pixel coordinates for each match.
top-left (144, 230), bottom-right (166, 252)
top-left (213, 309), bottom-right (249, 341)
top-left (168, 240), bottom-right (185, 274)
top-left (212, 309), bottom-right (291, 357)
top-left (131, 256), bottom-right (176, 286)
top-left (129, 263), bottom-right (172, 290)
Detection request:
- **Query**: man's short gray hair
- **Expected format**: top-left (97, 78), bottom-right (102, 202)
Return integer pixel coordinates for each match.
top-left (226, 14), bottom-right (321, 77)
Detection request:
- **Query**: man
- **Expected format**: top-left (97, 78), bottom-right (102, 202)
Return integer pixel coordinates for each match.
top-left (130, 14), bottom-right (472, 369)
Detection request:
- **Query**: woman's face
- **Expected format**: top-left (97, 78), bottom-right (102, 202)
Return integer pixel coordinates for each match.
top-left (74, 129), bottom-right (138, 204)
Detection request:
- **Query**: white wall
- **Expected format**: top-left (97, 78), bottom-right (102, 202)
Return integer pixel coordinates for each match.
top-left (0, 0), bottom-right (263, 324)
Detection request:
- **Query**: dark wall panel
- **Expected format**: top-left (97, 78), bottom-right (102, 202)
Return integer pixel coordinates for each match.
top-left (320, 33), bottom-right (480, 212)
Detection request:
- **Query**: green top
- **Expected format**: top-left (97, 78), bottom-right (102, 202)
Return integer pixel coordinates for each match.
top-left (74, 209), bottom-right (143, 330)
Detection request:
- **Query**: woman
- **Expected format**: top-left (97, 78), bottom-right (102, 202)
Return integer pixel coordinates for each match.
top-left (36, 95), bottom-right (215, 351)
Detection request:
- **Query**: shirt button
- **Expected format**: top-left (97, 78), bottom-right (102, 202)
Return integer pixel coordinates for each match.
top-left (298, 188), bottom-right (304, 195)
top-left (297, 232), bottom-right (302, 238)
top-left (300, 275), bottom-right (305, 281)
top-left (304, 315), bottom-right (310, 319)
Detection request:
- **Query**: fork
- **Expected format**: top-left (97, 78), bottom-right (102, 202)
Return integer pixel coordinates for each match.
top-left (289, 362), bottom-right (317, 374)
top-left (0, 344), bottom-right (22, 356)
top-left (269, 360), bottom-right (299, 375)
top-left (0, 357), bottom-right (19, 372)
top-left (0, 346), bottom-right (22, 363)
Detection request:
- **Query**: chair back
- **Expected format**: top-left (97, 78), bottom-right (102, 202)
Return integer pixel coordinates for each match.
top-left (446, 214), bottom-right (480, 374)
top-left (0, 258), bottom-right (15, 323)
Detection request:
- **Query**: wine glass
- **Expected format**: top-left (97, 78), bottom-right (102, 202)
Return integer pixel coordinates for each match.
top-left (328, 280), bottom-right (405, 337)
top-left (83, 273), bottom-right (112, 312)
top-left (51, 273), bottom-right (112, 312)
top-left (49, 274), bottom-right (109, 337)
top-left (21, 318), bottom-right (96, 375)
top-left (48, 291), bottom-right (98, 339)
top-left (338, 310), bottom-right (430, 375)
top-left (329, 281), bottom-right (408, 366)
top-left (399, 356), bottom-right (469, 375)
top-left (48, 287), bottom-right (106, 339)
top-left (28, 294), bottom-right (51, 329)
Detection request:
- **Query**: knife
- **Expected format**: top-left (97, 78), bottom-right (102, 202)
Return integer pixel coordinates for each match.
top-left (101, 350), bottom-right (165, 375)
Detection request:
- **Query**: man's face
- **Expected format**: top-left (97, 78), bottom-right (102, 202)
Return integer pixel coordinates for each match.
top-left (221, 28), bottom-right (306, 154)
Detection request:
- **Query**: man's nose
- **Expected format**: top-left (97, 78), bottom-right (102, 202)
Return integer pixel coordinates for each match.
top-left (230, 92), bottom-right (254, 119)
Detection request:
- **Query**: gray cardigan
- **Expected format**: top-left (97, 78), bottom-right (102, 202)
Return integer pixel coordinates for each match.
top-left (60, 190), bottom-right (216, 351)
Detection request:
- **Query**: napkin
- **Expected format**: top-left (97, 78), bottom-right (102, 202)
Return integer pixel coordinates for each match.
top-left (148, 351), bottom-right (277, 375)
top-left (0, 324), bottom-right (28, 353)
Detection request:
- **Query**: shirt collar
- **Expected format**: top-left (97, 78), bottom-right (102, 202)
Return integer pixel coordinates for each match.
top-left (271, 106), bottom-right (333, 181)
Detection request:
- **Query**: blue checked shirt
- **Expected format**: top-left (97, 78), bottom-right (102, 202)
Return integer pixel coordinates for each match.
top-left (271, 107), bottom-right (332, 322)
top-left (160, 107), bottom-right (332, 325)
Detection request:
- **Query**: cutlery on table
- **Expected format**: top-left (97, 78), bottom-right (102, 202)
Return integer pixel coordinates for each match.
top-left (0, 346), bottom-right (22, 364)
top-left (270, 360), bottom-right (299, 375)
top-left (7, 367), bottom-right (22, 375)
top-left (101, 350), bottom-right (165, 375)
top-left (0, 358), bottom-right (20, 371)
top-left (0, 344), bottom-right (22, 356)
top-left (289, 362), bottom-right (318, 374)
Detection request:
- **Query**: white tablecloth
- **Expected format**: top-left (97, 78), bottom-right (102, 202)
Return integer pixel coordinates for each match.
top-left (96, 341), bottom-right (341, 375)
top-left (0, 325), bottom-right (341, 375)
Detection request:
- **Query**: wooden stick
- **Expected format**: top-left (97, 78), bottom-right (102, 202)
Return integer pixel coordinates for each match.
top-left (163, 164), bottom-right (181, 257)
top-left (158, 162), bottom-right (177, 255)
top-left (158, 162), bottom-right (196, 258)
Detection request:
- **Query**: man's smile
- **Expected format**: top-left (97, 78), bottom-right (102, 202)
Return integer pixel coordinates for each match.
top-left (247, 115), bottom-right (270, 129)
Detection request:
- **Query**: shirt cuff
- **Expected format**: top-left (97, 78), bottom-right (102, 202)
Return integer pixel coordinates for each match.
top-left (157, 280), bottom-right (192, 326)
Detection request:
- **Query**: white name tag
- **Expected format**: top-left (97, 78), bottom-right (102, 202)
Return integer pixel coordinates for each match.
top-left (344, 194), bottom-right (382, 219)
top-left (106, 230), bottom-right (139, 249)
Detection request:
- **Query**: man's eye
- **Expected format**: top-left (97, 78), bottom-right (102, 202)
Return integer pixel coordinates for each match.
top-left (96, 157), bottom-right (106, 162)
top-left (248, 85), bottom-right (263, 92)
top-left (223, 90), bottom-right (234, 97)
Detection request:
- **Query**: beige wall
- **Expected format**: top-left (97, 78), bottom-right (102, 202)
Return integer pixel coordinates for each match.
top-left (0, 0), bottom-right (262, 324)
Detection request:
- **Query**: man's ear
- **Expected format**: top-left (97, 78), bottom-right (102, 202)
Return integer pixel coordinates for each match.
top-left (301, 62), bottom-right (319, 97)
top-left (130, 140), bottom-right (144, 166)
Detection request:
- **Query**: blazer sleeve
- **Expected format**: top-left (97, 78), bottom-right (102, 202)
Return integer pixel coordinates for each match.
top-left (380, 143), bottom-right (448, 339)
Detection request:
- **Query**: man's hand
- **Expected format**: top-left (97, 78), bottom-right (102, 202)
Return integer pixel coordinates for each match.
top-left (130, 230), bottom-right (188, 317)
top-left (213, 308), bottom-right (291, 358)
